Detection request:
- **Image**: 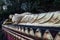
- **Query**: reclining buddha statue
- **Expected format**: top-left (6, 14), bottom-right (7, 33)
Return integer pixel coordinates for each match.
top-left (3, 11), bottom-right (60, 26)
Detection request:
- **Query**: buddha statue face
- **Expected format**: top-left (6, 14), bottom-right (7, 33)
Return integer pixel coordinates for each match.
top-left (9, 15), bottom-right (13, 19)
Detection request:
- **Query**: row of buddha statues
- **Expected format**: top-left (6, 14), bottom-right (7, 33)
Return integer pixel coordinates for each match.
top-left (6, 25), bottom-right (60, 40)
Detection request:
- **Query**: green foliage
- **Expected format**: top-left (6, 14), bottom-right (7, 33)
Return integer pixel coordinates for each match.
top-left (54, 0), bottom-right (60, 6)
top-left (0, 0), bottom-right (5, 6)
